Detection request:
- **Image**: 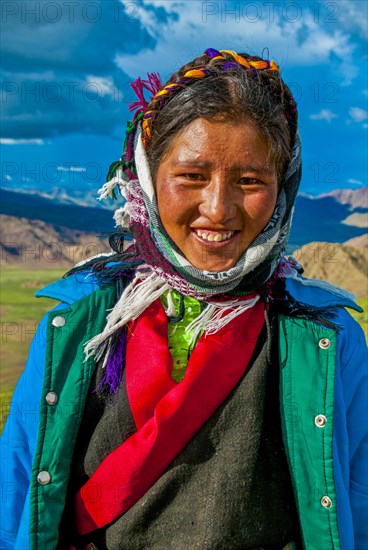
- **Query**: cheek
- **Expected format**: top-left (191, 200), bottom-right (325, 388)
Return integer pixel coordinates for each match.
top-left (156, 179), bottom-right (171, 219)
top-left (157, 181), bottom-right (196, 224)
top-left (246, 190), bottom-right (278, 223)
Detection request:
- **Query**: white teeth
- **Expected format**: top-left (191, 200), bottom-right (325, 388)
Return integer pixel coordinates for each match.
top-left (194, 230), bottom-right (235, 242)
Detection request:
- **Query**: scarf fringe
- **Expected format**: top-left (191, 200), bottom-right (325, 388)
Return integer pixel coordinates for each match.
top-left (84, 272), bottom-right (261, 363)
top-left (186, 295), bottom-right (260, 345)
top-left (84, 271), bottom-right (170, 361)
top-left (97, 168), bottom-right (125, 201)
top-left (113, 205), bottom-right (131, 229)
top-left (165, 289), bottom-right (176, 317)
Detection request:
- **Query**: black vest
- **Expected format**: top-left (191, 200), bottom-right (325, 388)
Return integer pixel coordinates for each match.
top-left (60, 327), bottom-right (301, 550)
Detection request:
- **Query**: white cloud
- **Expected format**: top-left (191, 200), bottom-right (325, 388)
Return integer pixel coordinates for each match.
top-left (349, 107), bottom-right (368, 122)
top-left (348, 178), bottom-right (364, 186)
top-left (310, 109), bottom-right (338, 123)
top-left (116, 0), bottom-right (357, 84)
top-left (57, 165), bottom-right (86, 172)
top-left (2, 70), bottom-right (56, 80)
top-left (85, 76), bottom-right (117, 97)
top-left (0, 138), bottom-right (44, 145)
top-left (328, 0), bottom-right (368, 40)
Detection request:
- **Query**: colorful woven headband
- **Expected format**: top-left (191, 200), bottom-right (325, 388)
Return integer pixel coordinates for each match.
top-left (140, 48), bottom-right (280, 147)
top-left (106, 48), bottom-right (293, 186)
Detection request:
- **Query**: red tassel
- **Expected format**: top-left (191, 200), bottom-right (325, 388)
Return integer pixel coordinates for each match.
top-left (129, 77), bottom-right (149, 113)
top-left (128, 73), bottom-right (163, 117)
top-left (143, 72), bottom-right (163, 96)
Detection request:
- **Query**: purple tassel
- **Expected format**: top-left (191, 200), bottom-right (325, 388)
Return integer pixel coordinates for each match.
top-left (96, 330), bottom-right (126, 395)
top-left (124, 167), bottom-right (136, 180)
top-left (124, 132), bottom-right (135, 163)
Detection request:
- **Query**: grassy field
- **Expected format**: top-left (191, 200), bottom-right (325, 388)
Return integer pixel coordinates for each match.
top-left (0, 268), bottom-right (65, 431)
top-left (1, 268), bottom-right (367, 433)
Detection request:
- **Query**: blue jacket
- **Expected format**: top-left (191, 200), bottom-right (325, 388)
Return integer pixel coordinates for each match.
top-left (1, 272), bottom-right (367, 549)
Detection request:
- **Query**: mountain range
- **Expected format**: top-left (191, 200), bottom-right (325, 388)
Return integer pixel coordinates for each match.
top-left (1, 187), bottom-right (367, 295)
top-left (1, 186), bottom-right (367, 244)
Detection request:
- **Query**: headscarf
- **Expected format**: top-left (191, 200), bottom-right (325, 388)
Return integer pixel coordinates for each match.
top-left (82, 48), bottom-right (301, 362)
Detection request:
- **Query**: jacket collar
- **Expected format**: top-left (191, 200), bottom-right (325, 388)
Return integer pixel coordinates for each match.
top-left (284, 273), bottom-right (362, 312)
top-left (35, 266), bottom-right (362, 313)
top-left (35, 272), bottom-right (100, 305)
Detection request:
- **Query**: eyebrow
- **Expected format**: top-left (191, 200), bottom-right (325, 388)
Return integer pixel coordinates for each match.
top-left (174, 160), bottom-right (274, 176)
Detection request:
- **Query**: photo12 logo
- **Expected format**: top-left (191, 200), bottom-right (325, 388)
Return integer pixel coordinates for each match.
top-left (202, 2), bottom-right (339, 24)
top-left (1, 2), bottom-right (141, 24)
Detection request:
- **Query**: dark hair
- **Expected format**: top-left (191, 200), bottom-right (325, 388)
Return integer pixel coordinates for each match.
top-left (144, 52), bottom-right (297, 182)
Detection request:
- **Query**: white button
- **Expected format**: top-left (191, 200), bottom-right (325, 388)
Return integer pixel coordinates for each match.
top-left (321, 495), bottom-right (332, 508)
top-left (315, 414), bottom-right (327, 428)
top-left (319, 338), bottom-right (331, 349)
top-left (45, 392), bottom-right (57, 406)
top-left (187, 307), bottom-right (192, 312)
top-left (52, 316), bottom-right (66, 328)
top-left (37, 471), bottom-right (51, 485)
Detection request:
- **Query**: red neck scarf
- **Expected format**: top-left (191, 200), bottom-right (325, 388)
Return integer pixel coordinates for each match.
top-left (75, 296), bottom-right (264, 534)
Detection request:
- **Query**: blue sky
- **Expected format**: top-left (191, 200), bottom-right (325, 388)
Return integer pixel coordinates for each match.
top-left (1, 0), bottom-right (367, 199)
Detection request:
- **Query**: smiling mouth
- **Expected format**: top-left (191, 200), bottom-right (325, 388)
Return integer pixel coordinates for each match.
top-left (193, 229), bottom-right (236, 243)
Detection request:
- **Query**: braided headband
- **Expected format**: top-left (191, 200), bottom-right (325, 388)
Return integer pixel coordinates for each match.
top-left (104, 48), bottom-right (289, 188)
top-left (141, 48), bottom-right (280, 146)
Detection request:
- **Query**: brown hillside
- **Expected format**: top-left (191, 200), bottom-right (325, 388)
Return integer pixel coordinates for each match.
top-left (292, 242), bottom-right (368, 298)
top-left (0, 214), bottom-right (110, 268)
top-left (344, 234), bottom-right (368, 248)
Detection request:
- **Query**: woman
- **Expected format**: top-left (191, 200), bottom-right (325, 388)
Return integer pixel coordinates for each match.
top-left (1, 49), bottom-right (367, 550)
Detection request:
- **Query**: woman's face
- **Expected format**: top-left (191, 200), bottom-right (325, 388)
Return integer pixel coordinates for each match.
top-left (155, 118), bottom-right (279, 272)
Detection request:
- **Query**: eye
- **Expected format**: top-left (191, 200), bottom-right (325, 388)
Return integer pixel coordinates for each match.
top-left (182, 173), bottom-right (206, 182)
top-left (238, 177), bottom-right (262, 186)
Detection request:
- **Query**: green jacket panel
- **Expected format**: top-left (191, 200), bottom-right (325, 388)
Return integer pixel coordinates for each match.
top-left (29, 284), bottom-right (116, 549)
top-left (279, 315), bottom-right (340, 550)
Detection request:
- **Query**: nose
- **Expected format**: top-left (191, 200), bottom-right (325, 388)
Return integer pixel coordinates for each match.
top-left (198, 173), bottom-right (237, 224)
